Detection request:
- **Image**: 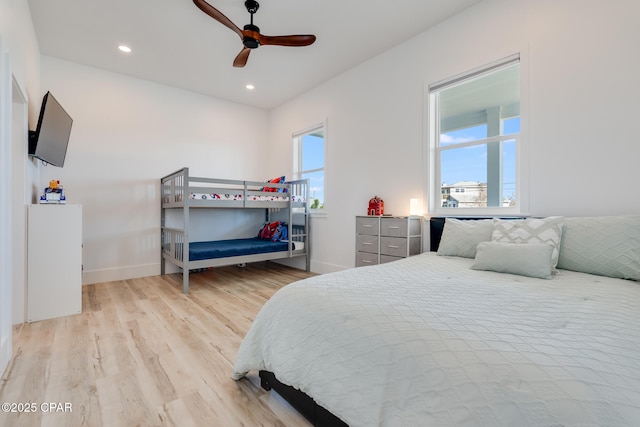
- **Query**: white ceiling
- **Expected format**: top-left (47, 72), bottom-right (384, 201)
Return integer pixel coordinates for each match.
top-left (27, 0), bottom-right (481, 110)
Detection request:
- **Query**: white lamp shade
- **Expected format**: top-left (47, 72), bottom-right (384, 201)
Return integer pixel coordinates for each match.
top-left (409, 198), bottom-right (421, 216)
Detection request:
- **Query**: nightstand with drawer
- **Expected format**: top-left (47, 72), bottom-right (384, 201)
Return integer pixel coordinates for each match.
top-left (355, 216), bottom-right (422, 267)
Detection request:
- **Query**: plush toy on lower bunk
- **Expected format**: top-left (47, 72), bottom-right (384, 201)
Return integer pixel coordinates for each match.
top-left (257, 221), bottom-right (288, 241)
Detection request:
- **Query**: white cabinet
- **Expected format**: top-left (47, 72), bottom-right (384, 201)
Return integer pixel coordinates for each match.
top-left (27, 204), bottom-right (82, 322)
top-left (355, 216), bottom-right (422, 267)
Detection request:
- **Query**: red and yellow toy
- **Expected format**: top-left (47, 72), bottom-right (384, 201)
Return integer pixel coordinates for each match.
top-left (39, 180), bottom-right (66, 204)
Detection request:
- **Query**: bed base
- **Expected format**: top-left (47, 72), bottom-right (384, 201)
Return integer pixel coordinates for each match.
top-left (259, 371), bottom-right (347, 427)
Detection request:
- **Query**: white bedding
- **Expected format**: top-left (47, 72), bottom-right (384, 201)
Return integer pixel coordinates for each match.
top-left (232, 253), bottom-right (640, 426)
top-left (189, 192), bottom-right (306, 202)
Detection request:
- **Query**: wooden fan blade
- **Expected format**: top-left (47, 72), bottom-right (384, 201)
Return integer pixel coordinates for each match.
top-left (233, 47), bottom-right (251, 68)
top-left (257, 34), bottom-right (316, 47)
top-left (193, 0), bottom-right (242, 39)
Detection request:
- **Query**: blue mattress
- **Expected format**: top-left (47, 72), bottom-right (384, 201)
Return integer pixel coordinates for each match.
top-left (189, 238), bottom-right (294, 261)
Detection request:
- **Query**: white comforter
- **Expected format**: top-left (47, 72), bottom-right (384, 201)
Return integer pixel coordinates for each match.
top-left (232, 253), bottom-right (640, 426)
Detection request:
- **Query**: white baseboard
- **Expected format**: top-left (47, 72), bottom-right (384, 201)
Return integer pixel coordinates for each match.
top-left (310, 260), bottom-right (347, 275)
top-left (82, 263), bottom-right (160, 285)
top-left (272, 257), bottom-right (347, 275)
top-left (82, 259), bottom-right (349, 285)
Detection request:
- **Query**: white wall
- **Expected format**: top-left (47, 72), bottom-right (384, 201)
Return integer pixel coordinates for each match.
top-left (3, 0), bottom-right (640, 312)
top-left (0, 0), bottom-right (42, 349)
top-left (0, 0), bottom-right (41, 117)
top-left (268, 0), bottom-right (640, 273)
top-left (38, 56), bottom-right (270, 284)
top-left (0, 32), bottom-right (13, 381)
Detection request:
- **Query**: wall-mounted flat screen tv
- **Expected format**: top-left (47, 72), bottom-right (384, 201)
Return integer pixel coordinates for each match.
top-left (28, 91), bottom-right (73, 167)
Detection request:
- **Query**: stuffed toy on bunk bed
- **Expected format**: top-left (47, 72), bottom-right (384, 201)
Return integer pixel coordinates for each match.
top-left (257, 221), bottom-right (288, 242)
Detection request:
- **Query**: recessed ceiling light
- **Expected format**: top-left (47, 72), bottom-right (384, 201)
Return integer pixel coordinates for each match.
top-left (118, 45), bottom-right (132, 53)
top-left (245, 84), bottom-right (255, 90)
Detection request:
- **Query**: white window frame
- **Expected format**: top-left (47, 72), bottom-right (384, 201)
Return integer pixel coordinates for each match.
top-left (425, 52), bottom-right (530, 217)
top-left (293, 120), bottom-right (327, 215)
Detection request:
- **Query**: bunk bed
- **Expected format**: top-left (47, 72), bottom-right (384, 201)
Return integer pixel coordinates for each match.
top-left (160, 167), bottom-right (310, 294)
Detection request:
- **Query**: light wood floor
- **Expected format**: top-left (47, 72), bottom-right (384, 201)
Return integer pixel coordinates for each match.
top-left (0, 262), bottom-right (316, 427)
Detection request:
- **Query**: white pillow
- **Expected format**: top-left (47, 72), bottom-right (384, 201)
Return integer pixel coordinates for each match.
top-left (437, 218), bottom-right (493, 258)
top-left (472, 242), bottom-right (554, 279)
top-left (492, 216), bottom-right (564, 271)
top-left (557, 215), bottom-right (640, 281)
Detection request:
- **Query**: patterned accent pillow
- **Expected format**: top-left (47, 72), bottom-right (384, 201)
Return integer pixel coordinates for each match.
top-left (492, 216), bottom-right (564, 271)
top-left (437, 218), bottom-right (493, 258)
top-left (557, 215), bottom-right (640, 280)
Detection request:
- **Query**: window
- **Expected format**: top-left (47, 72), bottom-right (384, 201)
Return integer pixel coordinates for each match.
top-left (429, 54), bottom-right (521, 213)
top-left (293, 123), bottom-right (325, 210)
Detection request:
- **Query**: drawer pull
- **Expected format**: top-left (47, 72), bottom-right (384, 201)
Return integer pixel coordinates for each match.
top-left (388, 245), bottom-right (399, 249)
top-left (362, 260), bottom-right (372, 263)
top-left (388, 226), bottom-right (400, 229)
top-left (362, 242), bottom-right (373, 245)
top-left (363, 224), bottom-right (372, 228)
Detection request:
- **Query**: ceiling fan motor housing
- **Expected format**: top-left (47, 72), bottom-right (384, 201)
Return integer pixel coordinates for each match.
top-left (242, 24), bottom-right (260, 48)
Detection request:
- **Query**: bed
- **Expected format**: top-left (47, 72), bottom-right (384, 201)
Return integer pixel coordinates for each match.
top-left (232, 215), bottom-right (640, 426)
top-left (160, 167), bottom-right (310, 293)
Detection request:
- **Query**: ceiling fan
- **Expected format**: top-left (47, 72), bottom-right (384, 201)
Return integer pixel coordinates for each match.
top-left (193, 0), bottom-right (317, 68)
